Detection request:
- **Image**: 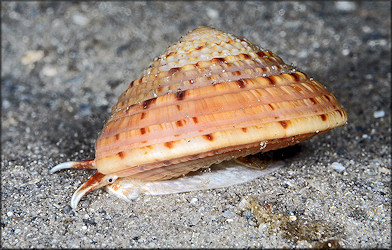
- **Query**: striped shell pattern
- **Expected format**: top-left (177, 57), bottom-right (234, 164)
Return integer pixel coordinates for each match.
top-left (51, 26), bottom-right (347, 208)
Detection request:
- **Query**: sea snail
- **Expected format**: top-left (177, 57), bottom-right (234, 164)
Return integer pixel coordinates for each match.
top-left (51, 26), bottom-right (347, 208)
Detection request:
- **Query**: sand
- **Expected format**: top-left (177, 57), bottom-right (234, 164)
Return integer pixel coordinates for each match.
top-left (1, 1), bottom-right (390, 248)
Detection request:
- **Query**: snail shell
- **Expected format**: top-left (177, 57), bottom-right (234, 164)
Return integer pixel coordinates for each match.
top-left (51, 26), bottom-right (347, 208)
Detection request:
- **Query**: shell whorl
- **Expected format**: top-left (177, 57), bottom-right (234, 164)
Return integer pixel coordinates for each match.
top-left (95, 26), bottom-right (347, 179)
top-left (143, 26), bottom-right (262, 77)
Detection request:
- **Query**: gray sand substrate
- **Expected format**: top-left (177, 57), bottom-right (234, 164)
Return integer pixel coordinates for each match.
top-left (1, 1), bottom-right (390, 248)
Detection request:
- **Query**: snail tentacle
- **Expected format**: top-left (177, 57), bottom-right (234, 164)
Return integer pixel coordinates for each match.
top-left (50, 159), bottom-right (95, 174)
top-left (70, 171), bottom-right (118, 209)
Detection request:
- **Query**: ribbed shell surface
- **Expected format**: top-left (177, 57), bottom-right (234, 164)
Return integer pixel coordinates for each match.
top-left (95, 26), bottom-right (347, 179)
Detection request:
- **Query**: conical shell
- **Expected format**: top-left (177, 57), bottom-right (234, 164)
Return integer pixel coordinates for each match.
top-left (95, 26), bottom-right (347, 180)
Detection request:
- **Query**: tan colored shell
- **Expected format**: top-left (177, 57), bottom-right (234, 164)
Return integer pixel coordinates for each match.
top-left (96, 26), bottom-right (346, 178)
top-left (51, 26), bottom-right (347, 208)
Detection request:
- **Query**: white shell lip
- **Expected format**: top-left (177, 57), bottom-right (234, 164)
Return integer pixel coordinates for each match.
top-left (105, 158), bottom-right (284, 202)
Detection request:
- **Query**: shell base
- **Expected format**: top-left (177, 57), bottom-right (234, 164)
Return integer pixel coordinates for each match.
top-left (105, 155), bottom-right (284, 202)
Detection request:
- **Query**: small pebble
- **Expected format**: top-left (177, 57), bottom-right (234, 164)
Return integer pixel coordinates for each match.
top-left (297, 50), bottom-right (308, 58)
top-left (64, 205), bottom-right (73, 214)
top-left (335, 1), bottom-right (357, 12)
top-left (288, 215), bottom-right (297, 222)
top-left (2, 99), bottom-right (11, 109)
top-left (7, 211), bottom-right (13, 217)
top-left (222, 210), bottom-right (235, 218)
top-left (28, 178), bottom-right (40, 184)
top-left (342, 48), bottom-right (350, 56)
top-left (206, 8), bottom-right (219, 19)
top-left (42, 65), bottom-right (58, 77)
top-left (190, 198), bottom-right (198, 204)
top-left (330, 162), bottom-right (345, 172)
top-left (238, 198), bottom-right (250, 210)
top-left (21, 50), bottom-right (44, 65)
top-left (76, 104), bottom-right (92, 117)
top-left (373, 110), bottom-right (385, 119)
top-left (258, 223), bottom-right (268, 233)
top-left (72, 13), bottom-right (89, 26)
top-left (242, 210), bottom-right (252, 220)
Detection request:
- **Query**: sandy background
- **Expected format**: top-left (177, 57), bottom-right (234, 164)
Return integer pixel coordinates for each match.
top-left (1, 1), bottom-right (391, 248)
